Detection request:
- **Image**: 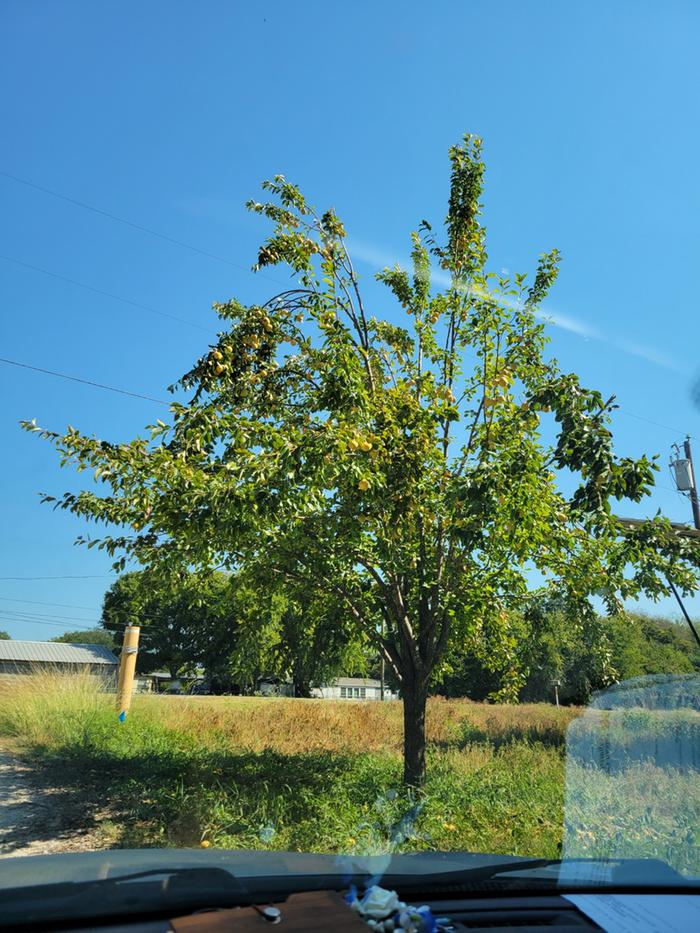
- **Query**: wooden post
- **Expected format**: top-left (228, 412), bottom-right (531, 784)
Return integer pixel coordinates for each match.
top-left (116, 625), bottom-right (140, 721)
top-left (379, 617), bottom-right (385, 701)
top-left (553, 680), bottom-right (561, 708)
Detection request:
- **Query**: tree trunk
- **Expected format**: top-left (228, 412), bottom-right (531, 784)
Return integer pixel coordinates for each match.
top-left (402, 676), bottom-right (428, 787)
top-left (293, 679), bottom-right (311, 698)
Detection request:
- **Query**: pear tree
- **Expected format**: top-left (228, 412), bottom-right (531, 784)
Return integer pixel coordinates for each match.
top-left (24, 135), bottom-right (700, 785)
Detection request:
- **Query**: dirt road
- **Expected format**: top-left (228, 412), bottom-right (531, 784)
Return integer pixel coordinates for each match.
top-left (0, 751), bottom-right (108, 858)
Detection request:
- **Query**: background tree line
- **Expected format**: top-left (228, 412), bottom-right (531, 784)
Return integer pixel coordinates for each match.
top-left (47, 570), bottom-right (700, 705)
top-left (437, 594), bottom-right (700, 704)
top-left (75, 570), bottom-right (371, 697)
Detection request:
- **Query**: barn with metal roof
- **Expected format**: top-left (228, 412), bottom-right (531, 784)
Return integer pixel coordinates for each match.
top-left (0, 640), bottom-right (118, 676)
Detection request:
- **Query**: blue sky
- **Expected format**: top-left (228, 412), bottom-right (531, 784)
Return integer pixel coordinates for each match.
top-left (1, 0), bottom-right (699, 640)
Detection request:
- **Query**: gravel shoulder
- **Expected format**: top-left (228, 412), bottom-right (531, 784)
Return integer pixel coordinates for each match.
top-left (0, 749), bottom-right (111, 858)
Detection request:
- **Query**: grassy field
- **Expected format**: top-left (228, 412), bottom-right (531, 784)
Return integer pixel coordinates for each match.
top-left (2, 673), bottom-right (696, 868)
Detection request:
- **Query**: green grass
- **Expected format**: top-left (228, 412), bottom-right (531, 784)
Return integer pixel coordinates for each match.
top-left (1, 673), bottom-right (696, 868)
top-left (564, 761), bottom-right (700, 875)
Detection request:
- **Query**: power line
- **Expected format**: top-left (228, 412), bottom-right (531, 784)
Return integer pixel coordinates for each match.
top-left (0, 596), bottom-right (163, 630)
top-left (0, 613), bottom-right (150, 635)
top-left (0, 595), bottom-right (97, 611)
top-left (0, 616), bottom-right (98, 632)
top-left (0, 170), bottom-right (249, 269)
top-left (0, 597), bottom-right (208, 637)
top-left (2, 357), bottom-right (688, 438)
top-left (616, 407), bottom-right (686, 438)
top-left (0, 254), bottom-right (212, 333)
top-left (0, 592), bottom-right (167, 630)
top-left (0, 574), bottom-right (113, 581)
top-left (656, 483), bottom-right (685, 494)
top-left (0, 356), bottom-right (170, 405)
top-left (0, 168), bottom-right (288, 288)
top-left (0, 610), bottom-right (154, 641)
top-left (0, 607), bottom-right (103, 624)
top-left (2, 173), bottom-right (690, 439)
top-left (0, 612), bottom-right (155, 636)
top-left (2, 354), bottom-right (691, 479)
top-left (0, 621), bottom-right (156, 649)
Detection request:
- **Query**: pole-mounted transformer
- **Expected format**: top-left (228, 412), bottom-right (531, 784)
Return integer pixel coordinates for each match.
top-left (670, 438), bottom-right (700, 531)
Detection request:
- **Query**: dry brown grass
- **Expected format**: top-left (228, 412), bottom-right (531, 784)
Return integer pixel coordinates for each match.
top-left (0, 680), bottom-right (583, 858)
top-left (0, 669), bottom-right (113, 746)
top-left (135, 694), bottom-right (582, 756)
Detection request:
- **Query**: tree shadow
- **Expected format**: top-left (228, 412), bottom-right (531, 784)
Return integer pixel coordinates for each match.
top-left (0, 754), bottom-right (111, 856)
top-left (432, 720), bottom-right (567, 751)
top-left (12, 744), bottom-right (374, 850)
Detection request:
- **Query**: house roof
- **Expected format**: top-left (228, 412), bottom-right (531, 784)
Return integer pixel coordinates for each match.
top-left (0, 640), bottom-right (118, 665)
top-left (334, 677), bottom-right (383, 688)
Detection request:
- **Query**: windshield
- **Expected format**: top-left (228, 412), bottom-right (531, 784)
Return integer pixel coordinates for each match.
top-left (1, 0), bottom-right (699, 901)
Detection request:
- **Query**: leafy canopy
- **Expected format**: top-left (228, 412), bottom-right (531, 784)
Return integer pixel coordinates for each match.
top-left (24, 134), bottom-right (700, 718)
top-left (101, 571), bottom-right (233, 679)
top-left (50, 627), bottom-right (115, 649)
top-left (261, 581), bottom-right (372, 696)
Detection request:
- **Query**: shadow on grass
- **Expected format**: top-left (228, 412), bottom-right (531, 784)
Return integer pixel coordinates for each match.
top-left (442, 721), bottom-right (567, 750)
top-left (21, 743), bottom-right (393, 850)
top-left (0, 753), bottom-right (111, 856)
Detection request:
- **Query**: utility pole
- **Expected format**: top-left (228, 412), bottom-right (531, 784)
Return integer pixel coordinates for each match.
top-left (670, 438), bottom-right (700, 530)
top-left (115, 624), bottom-right (140, 721)
top-left (684, 437), bottom-right (700, 531)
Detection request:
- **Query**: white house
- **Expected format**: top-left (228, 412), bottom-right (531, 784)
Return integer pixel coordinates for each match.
top-left (255, 675), bottom-right (397, 699)
top-left (312, 677), bottom-right (397, 700)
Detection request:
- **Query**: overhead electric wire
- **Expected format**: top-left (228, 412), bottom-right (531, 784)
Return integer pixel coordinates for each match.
top-left (2, 171), bottom-right (689, 440)
top-left (0, 616), bottom-right (98, 632)
top-left (0, 168), bottom-right (288, 288)
top-left (0, 574), bottom-right (113, 581)
top-left (2, 171), bottom-right (694, 577)
top-left (0, 606), bottom-right (104, 624)
top-left (0, 600), bottom-right (161, 630)
top-left (0, 620), bottom-right (117, 635)
top-left (0, 356), bottom-right (170, 405)
top-left (0, 254), bottom-right (212, 333)
top-left (0, 595), bottom-right (98, 611)
top-left (0, 596), bottom-right (213, 635)
top-left (0, 614), bottom-right (155, 641)
top-left (2, 355), bottom-right (689, 439)
top-left (0, 609), bottom-right (155, 641)
top-left (616, 408), bottom-right (686, 438)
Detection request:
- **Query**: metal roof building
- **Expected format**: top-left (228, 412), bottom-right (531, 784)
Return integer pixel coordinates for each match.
top-left (0, 640), bottom-right (118, 672)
